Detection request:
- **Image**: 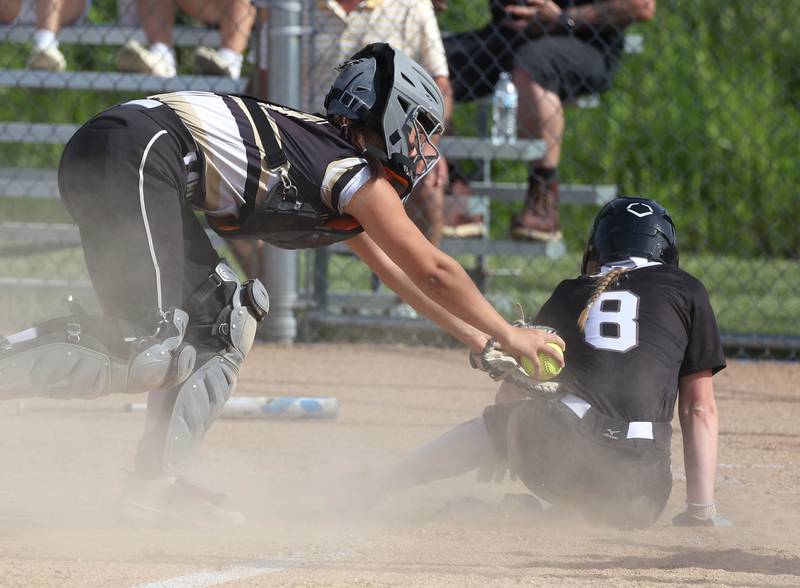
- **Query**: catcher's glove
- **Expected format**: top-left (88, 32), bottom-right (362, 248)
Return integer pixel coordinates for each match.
top-left (469, 324), bottom-right (561, 397)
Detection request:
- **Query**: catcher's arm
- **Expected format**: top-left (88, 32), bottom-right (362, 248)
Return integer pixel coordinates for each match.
top-left (674, 370), bottom-right (731, 526)
top-left (344, 183), bottom-right (565, 366)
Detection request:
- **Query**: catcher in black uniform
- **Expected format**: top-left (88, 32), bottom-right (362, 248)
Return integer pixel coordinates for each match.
top-left (367, 197), bottom-right (731, 529)
top-left (0, 43), bottom-right (562, 525)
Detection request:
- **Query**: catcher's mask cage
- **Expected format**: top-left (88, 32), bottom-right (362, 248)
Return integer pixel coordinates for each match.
top-left (582, 196), bottom-right (679, 276)
top-left (324, 42), bottom-right (445, 194)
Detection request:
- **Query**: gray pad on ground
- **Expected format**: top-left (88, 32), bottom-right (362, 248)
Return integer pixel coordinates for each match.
top-left (0, 309), bottom-right (195, 400)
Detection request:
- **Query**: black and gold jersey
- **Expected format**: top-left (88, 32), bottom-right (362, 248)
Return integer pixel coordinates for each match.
top-left (535, 264), bottom-right (725, 423)
top-left (150, 91), bottom-right (371, 219)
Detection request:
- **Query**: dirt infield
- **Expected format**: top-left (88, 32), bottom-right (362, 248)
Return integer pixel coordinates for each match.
top-left (1, 343), bottom-right (799, 587)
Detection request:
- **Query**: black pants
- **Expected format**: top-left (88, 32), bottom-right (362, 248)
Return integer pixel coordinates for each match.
top-left (484, 396), bottom-right (672, 529)
top-left (445, 26), bottom-right (620, 102)
top-left (59, 103), bottom-right (231, 477)
top-left (58, 102), bottom-right (222, 333)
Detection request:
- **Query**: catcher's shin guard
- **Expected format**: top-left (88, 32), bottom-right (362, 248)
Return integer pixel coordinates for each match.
top-left (0, 308), bottom-right (196, 400)
top-left (141, 262), bottom-right (269, 474)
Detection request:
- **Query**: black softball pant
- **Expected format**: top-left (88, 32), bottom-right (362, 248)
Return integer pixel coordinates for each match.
top-left (484, 396), bottom-right (672, 529)
top-left (58, 102), bottom-right (222, 333)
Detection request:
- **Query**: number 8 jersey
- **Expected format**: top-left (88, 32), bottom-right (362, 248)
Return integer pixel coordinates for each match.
top-left (535, 263), bottom-right (726, 423)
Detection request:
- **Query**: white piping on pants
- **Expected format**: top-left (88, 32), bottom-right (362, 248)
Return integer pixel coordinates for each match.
top-left (139, 129), bottom-right (168, 315)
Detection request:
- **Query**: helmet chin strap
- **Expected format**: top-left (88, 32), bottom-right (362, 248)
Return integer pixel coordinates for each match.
top-left (363, 144), bottom-right (415, 198)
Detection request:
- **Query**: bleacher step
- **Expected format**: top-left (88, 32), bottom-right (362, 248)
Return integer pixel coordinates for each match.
top-left (0, 124), bottom-right (545, 161)
top-left (0, 24), bottom-right (220, 47)
top-left (0, 168), bottom-right (615, 206)
top-left (0, 221), bottom-right (228, 249)
top-left (0, 70), bottom-right (246, 94)
top-left (469, 182), bottom-right (617, 205)
top-left (0, 221), bottom-right (566, 259)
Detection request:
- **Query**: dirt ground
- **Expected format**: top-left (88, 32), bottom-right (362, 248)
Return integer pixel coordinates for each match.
top-left (0, 343), bottom-right (799, 587)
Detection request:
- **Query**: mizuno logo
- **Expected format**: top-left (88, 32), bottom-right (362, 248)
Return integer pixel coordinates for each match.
top-left (603, 429), bottom-right (621, 440)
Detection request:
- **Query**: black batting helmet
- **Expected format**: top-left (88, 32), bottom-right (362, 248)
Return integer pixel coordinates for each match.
top-left (581, 197), bottom-right (679, 275)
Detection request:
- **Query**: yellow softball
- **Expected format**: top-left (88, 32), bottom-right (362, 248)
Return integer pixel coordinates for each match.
top-left (521, 343), bottom-right (564, 381)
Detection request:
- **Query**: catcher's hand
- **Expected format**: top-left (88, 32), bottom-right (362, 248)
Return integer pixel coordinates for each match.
top-left (469, 325), bottom-right (562, 396)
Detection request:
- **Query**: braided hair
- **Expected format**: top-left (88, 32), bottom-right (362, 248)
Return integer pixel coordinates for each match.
top-left (577, 267), bottom-right (631, 332)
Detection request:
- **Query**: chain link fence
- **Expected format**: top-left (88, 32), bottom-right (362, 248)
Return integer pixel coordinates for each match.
top-left (1, 0), bottom-right (798, 357)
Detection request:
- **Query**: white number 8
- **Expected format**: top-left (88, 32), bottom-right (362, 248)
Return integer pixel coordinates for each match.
top-left (584, 291), bottom-right (640, 352)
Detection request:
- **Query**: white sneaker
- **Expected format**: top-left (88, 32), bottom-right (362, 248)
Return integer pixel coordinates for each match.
top-left (117, 475), bottom-right (246, 527)
top-left (116, 39), bottom-right (177, 78)
top-left (193, 46), bottom-right (241, 79)
top-left (27, 44), bottom-right (66, 72)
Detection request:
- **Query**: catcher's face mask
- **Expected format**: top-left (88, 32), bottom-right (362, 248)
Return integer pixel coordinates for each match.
top-left (404, 105), bottom-right (443, 185)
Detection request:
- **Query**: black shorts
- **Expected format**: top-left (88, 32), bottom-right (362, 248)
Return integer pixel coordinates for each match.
top-left (445, 26), bottom-right (621, 102)
top-left (483, 395), bottom-right (672, 529)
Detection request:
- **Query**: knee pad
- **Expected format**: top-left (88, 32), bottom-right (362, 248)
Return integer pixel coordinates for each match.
top-left (143, 261), bottom-right (269, 474)
top-left (188, 261), bottom-right (269, 359)
top-left (0, 308), bottom-right (196, 400)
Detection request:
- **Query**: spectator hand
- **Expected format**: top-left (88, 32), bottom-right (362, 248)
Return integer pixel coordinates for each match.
top-left (431, 0), bottom-right (449, 12)
top-left (504, 0), bottom-right (562, 35)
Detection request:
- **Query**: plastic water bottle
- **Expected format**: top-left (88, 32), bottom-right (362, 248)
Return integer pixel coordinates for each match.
top-left (491, 72), bottom-right (518, 145)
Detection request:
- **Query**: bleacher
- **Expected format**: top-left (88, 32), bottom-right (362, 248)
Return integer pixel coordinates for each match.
top-left (0, 19), bottom-right (641, 329)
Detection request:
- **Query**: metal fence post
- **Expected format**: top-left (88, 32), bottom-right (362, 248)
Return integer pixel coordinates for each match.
top-left (252, 0), bottom-right (303, 342)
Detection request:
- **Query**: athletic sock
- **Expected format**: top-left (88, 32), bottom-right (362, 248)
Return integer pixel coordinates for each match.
top-left (149, 42), bottom-right (176, 68)
top-left (33, 29), bottom-right (57, 50)
top-left (217, 47), bottom-right (243, 79)
top-left (528, 166), bottom-right (558, 187)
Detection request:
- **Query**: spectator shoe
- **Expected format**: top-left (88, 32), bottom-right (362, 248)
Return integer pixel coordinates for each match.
top-left (27, 44), bottom-right (66, 72)
top-left (193, 47), bottom-right (242, 80)
top-left (116, 39), bottom-right (177, 78)
top-left (510, 178), bottom-right (563, 242)
top-left (443, 175), bottom-right (487, 239)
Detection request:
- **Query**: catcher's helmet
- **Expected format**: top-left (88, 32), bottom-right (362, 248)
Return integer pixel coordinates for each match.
top-left (324, 43), bottom-right (445, 193)
top-left (581, 197), bottom-right (678, 275)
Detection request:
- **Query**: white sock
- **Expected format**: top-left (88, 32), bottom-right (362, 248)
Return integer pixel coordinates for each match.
top-left (149, 42), bottom-right (176, 67)
top-left (33, 29), bottom-right (57, 50)
top-left (217, 47), bottom-right (243, 79)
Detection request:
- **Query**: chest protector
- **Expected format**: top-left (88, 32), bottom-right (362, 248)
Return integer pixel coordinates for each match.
top-left (207, 96), bottom-right (366, 250)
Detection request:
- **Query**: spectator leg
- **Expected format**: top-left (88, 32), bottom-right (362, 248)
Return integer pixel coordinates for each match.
top-left (177, 0), bottom-right (254, 54)
top-left (218, 0), bottom-right (255, 54)
top-left (35, 0), bottom-right (85, 31)
top-left (138, 0), bottom-right (176, 45)
top-left (513, 65), bottom-right (564, 169)
top-left (179, 0), bottom-right (254, 79)
top-left (225, 239), bottom-right (264, 280)
top-left (0, 1), bottom-right (23, 23)
top-left (507, 66), bottom-right (564, 242)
